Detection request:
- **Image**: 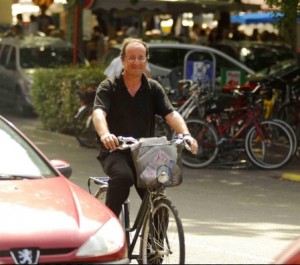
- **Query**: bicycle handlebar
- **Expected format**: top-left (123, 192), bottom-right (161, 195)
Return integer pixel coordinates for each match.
top-left (114, 135), bottom-right (192, 152)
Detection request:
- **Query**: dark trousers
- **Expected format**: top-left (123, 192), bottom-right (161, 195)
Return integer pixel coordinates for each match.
top-left (99, 149), bottom-right (146, 217)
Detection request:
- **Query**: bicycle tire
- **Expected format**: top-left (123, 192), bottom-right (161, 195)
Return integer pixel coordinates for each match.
top-left (277, 103), bottom-right (300, 132)
top-left (245, 120), bottom-right (294, 169)
top-left (174, 119), bottom-right (219, 168)
top-left (272, 118), bottom-right (298, 158)
top-left (277, 102), bottom-right (300, 152)
top-left (74, 104), bottom-right (95, 148)
top-left (140, 199), bottom-right (185, 264)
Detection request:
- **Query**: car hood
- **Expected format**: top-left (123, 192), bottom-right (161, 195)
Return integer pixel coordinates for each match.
top-left (0, 176), bottom-right (112, 249)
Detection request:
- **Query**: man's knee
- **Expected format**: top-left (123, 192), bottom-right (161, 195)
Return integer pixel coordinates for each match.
top-left (109, 171), bottom-right (134, 187)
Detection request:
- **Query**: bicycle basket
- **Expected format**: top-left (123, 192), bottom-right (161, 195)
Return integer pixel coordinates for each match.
top-left (130, 136), bottom-right (183, 188)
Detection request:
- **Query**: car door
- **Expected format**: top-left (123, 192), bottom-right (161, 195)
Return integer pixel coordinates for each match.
top-left (4, 46), bottom-right (19, 104)
top-left (0, 45), bottom-right (13, 103)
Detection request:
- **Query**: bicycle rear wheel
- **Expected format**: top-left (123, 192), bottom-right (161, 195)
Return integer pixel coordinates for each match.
top-left (179, 119), bottom-right (219, 168)
top-left (140, 199), bottom-right (185, 264)
top-left (272, 118), bottom-right (298, 158)
top-left (245, 120), bottom-right (294, 169)
top-left (74, 104), bottom-right (98, 148)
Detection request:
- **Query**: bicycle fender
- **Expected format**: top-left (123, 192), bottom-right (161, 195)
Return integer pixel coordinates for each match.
top-left (74, 105), bottom-right (89, 119)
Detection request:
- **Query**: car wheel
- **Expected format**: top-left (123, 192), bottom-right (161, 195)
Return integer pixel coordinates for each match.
top-left (15, 91), bottom-right (32, 116)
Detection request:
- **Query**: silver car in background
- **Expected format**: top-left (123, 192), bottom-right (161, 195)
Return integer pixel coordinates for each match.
top-left (104, 42), bottom-right (255, 91)
top-left (0, 36), bottom-right (88, 115)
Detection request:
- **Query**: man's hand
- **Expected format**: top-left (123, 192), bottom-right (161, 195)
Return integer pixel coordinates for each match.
top-left (183, 134), bottom-right (198, 155)
top-left (101, 133), bottom-right (119, 150)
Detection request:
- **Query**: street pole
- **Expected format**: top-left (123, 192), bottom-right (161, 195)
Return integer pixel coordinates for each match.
top-left (73, 2), bottom-right (79, 65)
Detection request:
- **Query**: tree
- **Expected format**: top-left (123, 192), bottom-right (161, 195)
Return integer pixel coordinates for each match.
top-left (265, 0), bottom-right (299, 49)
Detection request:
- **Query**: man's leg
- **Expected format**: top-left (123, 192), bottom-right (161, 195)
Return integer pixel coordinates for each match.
top-left (100, 150), bottom-right (135, 217)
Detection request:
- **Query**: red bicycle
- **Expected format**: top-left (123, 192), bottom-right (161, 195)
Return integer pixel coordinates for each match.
top-left (182, 85), bottom-right (295, 169)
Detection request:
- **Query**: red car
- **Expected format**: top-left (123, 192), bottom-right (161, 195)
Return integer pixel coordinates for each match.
top-left (0, 115), bottom-right (128, 264)
top-left (272, 238), bottom-right (300, 264)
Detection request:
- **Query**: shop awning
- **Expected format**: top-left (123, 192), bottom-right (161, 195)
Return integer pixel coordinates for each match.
top-left (91, 0), bottom-right (261, 15)
top-left (230, 11), bottom-right (283, 24)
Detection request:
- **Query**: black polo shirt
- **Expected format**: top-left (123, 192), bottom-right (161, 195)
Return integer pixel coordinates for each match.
top-left (94, 72), bottom-right (174, 139)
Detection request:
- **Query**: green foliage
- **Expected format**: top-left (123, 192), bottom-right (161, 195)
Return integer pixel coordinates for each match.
top-left (31, 65), bottom-right (105, 134)
top-left (265, 0), bottom-right (299, 48)
top-left (265, 0), bottom-right (299, 27)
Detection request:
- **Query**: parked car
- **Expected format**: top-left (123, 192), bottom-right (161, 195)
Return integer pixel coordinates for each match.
top-left (210, 40), bottom-right (297, 73)
top-left (0, 115), bottom-right (128, 264)
top-left (0, 36), bottom-right (89, 115)
top-left (104, 42), bottom-right (255, 91)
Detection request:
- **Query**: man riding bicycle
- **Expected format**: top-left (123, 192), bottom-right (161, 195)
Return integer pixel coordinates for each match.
top-left (92, 37), bottom-right (198, 217)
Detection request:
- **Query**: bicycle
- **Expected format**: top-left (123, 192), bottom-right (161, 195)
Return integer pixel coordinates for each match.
top-left (73, 87), bottom-right (99, 148)
top-left (155, 79), bottom-right (214, 138)
top-left (182, 85), bottom-right (295, 169)
top-left (87, 135), bottom-right (191, 264)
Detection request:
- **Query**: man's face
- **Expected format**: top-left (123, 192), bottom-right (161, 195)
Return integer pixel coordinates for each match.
top-left (122, 42), bottom-right (147, 77)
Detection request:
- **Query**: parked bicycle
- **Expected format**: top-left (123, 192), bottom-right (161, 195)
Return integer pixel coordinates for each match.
top-left (182, 85), bottom-right (295, 169)
top-left (87, 135), bottom-right (191, 264)
top-left (155, 79), bottom-right (214, 138)
top-left (73, 86), bottom-right (99, 148)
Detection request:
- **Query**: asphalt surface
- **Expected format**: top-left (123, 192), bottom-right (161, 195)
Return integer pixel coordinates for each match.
top-left (2, 111), bottom-right (300, 264)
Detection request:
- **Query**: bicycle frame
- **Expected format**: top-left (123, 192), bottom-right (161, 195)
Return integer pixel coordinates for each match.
top-left (176, 83), bottom-right (213, 120)
top-left (208, 105), bottom-right (262, 145)
top-left (125, 188), bottom-right (167, 261)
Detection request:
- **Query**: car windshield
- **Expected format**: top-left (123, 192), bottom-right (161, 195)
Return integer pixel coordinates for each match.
top-left (0, 119), bottom-right (56, 178)
top-left (20, 47), bottom-right (75, 68)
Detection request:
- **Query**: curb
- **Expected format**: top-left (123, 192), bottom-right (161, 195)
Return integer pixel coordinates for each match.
top-left (281, 173), bottom-right (300, 182)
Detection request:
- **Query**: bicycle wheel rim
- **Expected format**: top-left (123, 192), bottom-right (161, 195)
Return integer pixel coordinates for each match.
top-left (272, 118), bottom-right (298, 157)
top-left (245, 120), bottom-right (294, 169)
top-left (140, 199), bottom-right (185, 264)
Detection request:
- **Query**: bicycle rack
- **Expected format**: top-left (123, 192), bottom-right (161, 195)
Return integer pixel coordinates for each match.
top-left (183, 49), bottom-right (217, 92)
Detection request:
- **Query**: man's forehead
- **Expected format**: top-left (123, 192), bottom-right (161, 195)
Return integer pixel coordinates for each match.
top-left (126, 42), bottom-right (146, 52)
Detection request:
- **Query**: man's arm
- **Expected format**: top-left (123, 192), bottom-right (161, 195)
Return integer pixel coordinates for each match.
top-left (92, 108), bottom-right (118, 149)
top-left (165, 111), bottom-right (198, 154)
top-left (165, 111), bottom-right (190, 135)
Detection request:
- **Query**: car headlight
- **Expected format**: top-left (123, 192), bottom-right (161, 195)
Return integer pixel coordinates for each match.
top-left (76, 217), bottom-right (125, 257)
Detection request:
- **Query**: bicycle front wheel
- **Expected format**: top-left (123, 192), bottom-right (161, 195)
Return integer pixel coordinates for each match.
top-left (140, 199), bottom-right (185, 264)
top-left (179, 119), bottom-right (219, 168)
top-left (245, 120), bottom-right (294, 169)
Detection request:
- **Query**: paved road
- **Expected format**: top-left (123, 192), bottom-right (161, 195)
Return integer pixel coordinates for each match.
top-left (3, 113), bottom-right (300, 264)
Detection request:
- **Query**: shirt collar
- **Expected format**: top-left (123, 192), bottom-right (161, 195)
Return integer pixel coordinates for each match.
top-left (115, 71), bottom-right (151, 91)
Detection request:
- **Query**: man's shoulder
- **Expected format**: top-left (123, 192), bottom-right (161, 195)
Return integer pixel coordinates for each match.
top-left (147, 78), bottom-right (163, 90)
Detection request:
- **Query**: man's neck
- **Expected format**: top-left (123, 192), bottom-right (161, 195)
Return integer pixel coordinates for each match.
top-left (123, 73), bottom-right (142, 96)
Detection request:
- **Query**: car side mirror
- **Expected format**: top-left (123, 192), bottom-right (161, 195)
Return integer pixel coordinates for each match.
top-left (50, 159), bottom-right (72, 179)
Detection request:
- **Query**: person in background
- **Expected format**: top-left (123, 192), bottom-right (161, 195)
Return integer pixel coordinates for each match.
top-left (37, 4), bottom-right (54, 35)
top-left (92, 37), bottom-right (198, 217)
top-left (189, 23), bottom-right (201, 44)
top-left (125, 22), bottom-right (139, 37)
top-left (8, 13), bottom-right (24, 36)
top-left (28, 15), bottom-right (38, 35)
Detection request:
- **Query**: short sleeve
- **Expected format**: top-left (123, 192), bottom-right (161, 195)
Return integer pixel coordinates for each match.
top-left (93, 79), bottom-right (113, 113)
